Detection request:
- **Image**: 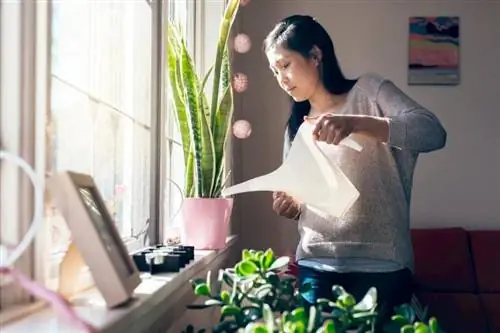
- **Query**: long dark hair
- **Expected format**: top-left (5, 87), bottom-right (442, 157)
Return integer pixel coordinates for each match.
top-left (263, 15), bottom-right (357, 142)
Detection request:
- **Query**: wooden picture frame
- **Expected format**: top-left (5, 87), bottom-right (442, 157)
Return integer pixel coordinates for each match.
top-left (48, 171), bottom-right (141, 308)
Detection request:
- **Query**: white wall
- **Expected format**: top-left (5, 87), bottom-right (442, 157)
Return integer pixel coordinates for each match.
top-left (232, 0), bottom-right (500, 254)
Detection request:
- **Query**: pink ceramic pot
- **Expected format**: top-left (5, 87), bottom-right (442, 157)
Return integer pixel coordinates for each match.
top-left (180, 197), bottom-right (234, 250)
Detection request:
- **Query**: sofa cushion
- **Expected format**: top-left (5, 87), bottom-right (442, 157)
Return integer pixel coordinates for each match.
top-left (411, 228), bottom-right (476, 292)
top-left (480, 294), bottom-right (500, 333)
top-left (469, 230), bottom-right (500, 292)
top-left (416, 292), bottom-right (488, 333)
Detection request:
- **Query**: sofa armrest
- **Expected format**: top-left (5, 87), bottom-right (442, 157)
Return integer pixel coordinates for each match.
top-left (469, 231), bottom-right (500, 292)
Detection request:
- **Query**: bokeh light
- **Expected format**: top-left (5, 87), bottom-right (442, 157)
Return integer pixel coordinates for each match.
top-left (234, 33), bottom-right (251, 53)
top-left (232, 72), bottom-right (248, 93)
top-left (232, 120), bottom-right (252, 139)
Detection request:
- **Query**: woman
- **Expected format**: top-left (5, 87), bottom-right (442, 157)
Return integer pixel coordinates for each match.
top-left (264, 15), bottom-right (447, 329)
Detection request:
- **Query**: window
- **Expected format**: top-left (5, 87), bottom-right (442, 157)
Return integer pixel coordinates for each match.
top-left (1, 0), bottom-right (223, 315)
top-left (45, 1), bottom-right (154, 284)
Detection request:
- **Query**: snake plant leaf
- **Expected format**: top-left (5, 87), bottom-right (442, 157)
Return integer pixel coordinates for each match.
top-left (212, 161), bottom-right (225, 197)
top-left (210, 44), bottom-right (233, 197)
top-left (200, 65), bottom-right (214, 124)
top-left (209, 0), bottom-right (240, 127)
top-left (198, 66), bottom-right (216, 195)
top-left (186, 152), bottom-right (195, 197)
top-left (211, 84), bottom-right (233, 196)
top-left (220, 46), bottom-right (231, 104)
top-left (167, 23), bottom-right (195, 195)
top-left (197, 70), bottom-right (217, 197)
top-left (179, 35), bottom-right (215, 197)
top-left (166, 30), bottom-right (188, 145)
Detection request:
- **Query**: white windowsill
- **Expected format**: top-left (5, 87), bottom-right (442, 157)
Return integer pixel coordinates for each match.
top-left (0, 235), bottom-right (238, 333)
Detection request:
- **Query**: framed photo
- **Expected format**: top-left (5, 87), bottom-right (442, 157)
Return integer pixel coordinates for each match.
top-left (48, 171), bottom-right (141, 308)
top-left (409, 16), bottom-right (460, 85)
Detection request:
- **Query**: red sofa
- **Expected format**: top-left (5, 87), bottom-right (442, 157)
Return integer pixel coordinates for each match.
top-left (412, 227), bottom-right (500, 333)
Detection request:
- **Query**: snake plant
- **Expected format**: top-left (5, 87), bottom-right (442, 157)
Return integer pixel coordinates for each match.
top-left (167, 0), bottom-right (240, 198)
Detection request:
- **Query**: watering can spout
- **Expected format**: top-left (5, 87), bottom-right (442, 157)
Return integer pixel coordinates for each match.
top-left (221, 174), bottom-right (273, 197)
top-left (222, 122), bottom-right (363, 218)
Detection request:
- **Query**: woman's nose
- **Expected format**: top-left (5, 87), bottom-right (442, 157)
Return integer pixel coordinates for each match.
top-left (278, 72), bottom-right (289, 86)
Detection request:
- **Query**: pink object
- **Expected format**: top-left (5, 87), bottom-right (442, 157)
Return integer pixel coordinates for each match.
top-left (180, 198), bottom-right (233, 250)
top-left (0, 267), bottom-right (97, 333)
top-left (232, 120), bottom-right (252, 139)
top-left (234, 33), bottom-right (251, 53)
top-left (232, 72), bottom-right (248, 93)
top-left (115, 184), bottom-right (126, 194)
top-left (240, 0), bottom-right (250, 6)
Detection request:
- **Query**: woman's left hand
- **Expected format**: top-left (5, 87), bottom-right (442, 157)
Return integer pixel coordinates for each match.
top-left (306, 114), bottom-right (359, 145)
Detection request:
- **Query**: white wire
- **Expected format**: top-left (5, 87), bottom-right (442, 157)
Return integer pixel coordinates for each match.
top-left (0, 149), bottom-right (186, 264)
top-left (0, 150), bottom-right (44, 268)
top-left (167, 177), bottom-right (184, 222)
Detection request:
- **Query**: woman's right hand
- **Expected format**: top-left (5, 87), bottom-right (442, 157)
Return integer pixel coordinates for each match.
top-left (272, 191), bottom-right (301, 220)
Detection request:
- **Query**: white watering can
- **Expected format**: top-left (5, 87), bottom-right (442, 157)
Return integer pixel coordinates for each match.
top-left (221, 121), bottom-right (363, 218)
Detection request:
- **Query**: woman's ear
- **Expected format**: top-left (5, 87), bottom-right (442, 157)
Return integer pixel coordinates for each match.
top-left (310, 46), bottom-right (322, 65)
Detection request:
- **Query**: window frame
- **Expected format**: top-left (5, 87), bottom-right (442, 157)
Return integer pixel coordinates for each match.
top-left (0, 0), bottom-right (50, 310)
top-left (147, 0), bottom-right (166, 246)
top-left (0, 0), bottom-right (167, 310)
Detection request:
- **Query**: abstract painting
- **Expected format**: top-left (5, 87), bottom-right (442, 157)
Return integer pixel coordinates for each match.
top-left (409, 16), bottom-right (460, 85)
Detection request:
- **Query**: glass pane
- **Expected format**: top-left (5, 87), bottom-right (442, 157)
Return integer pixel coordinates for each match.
top-left (164, 0), bottom-right (191, 240)
top-left (167, 133), bottom-right (185, 229)
top-left (51, 1), bottom-right (91, 98)
top-left (52, 1), bottom-right (152, 127)
top-left (169, 0), bottom-right (187, 32)
top-left (48, 0), bottom-right (152, 268)
top-left (130, 125), bottom-right (151, 236)
top-left (50, 78), bottom-right (94, 175)
top-left (49, 86), bottom-right (152, 237)
top-left (92, 104), bottom-right (124, 231)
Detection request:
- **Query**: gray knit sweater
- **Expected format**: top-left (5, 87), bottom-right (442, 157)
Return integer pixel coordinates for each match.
top-left (283, 73), bottom-right (447, 273)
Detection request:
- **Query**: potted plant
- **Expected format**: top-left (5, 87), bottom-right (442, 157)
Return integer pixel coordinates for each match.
top-left (166, 0), bottom-right (241, 249)
top-left (183, 249), bottom-right (444, 333)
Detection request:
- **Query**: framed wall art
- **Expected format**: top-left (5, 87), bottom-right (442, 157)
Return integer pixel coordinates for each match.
top-left (409, 16), bottom-right (460, 85)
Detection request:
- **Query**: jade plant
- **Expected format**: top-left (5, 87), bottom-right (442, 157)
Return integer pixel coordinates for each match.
top-left (185, 249), bottom-right (309, 332)
top-left (183, 249), bottom-right (443, 333)
top-left (384, 304), bottom-right (443, 333)
top-left (239, 283), bottom-right (379, 333)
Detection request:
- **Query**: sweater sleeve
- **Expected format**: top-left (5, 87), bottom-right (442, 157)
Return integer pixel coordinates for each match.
top-left (376, 79), bottom-right (447, 153)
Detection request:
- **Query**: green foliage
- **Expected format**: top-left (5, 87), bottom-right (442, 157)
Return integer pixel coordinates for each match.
top-left (183, 249), bottom-right (444, 333)
top-left (166, 0), bottom-right (240, 198)
top-left (384, 304), bottom-right (444, 333)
